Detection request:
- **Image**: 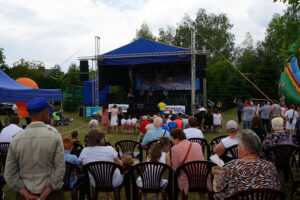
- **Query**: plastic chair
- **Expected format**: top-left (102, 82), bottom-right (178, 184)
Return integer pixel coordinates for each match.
top-left (210, 135), bottom-right (228, 153)
top-left (221, 145), bottom-right (239, 163)
top-left (63, 161), bottom-right (85, 200)
top-left (188, 138), bottom-right (211, 159)
top-left (175, 160), bottom-right (216, 200)
top-left (115, 140), bottom-right (143, 162)
top-left (270, 144), bottom-right (299, 183)
top-left (0, 142), bottom-right (9, 172)
top-left (83, 161), bottom-right (124, 200)
top-left (131, 162), bottom-right (173, 200)
top-left (224, 188), bottom-right (286, 200)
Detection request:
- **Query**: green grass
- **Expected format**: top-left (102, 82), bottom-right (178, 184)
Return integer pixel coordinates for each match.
top-left (0, 108), bottom-right (299, 199)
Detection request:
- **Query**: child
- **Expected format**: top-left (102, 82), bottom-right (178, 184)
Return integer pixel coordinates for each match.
top-left (136, 137), bottom-right (171, 200)
top-left (213, 109), bottom-right (222, 132)
top-left (63, 137), bottom-right (83, 188)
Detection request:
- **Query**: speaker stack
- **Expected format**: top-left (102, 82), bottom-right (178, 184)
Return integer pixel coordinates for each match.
top-left (80, 60), bottom-right (89, 81)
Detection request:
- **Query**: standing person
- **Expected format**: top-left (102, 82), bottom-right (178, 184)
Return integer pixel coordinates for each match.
top-left (259, 102), bottom-right (271, 133)
top-left (234, 99), bottom-right (243, 124)
top-left (157, 100), bottom-right (166, 116)
top-left (295, 117), bottom-right (300, 139)
top-left (203, 110), bottom-right (213, 133)
top-left (270, 100), bottom-right (281, 119)
top-left (101, 105), bottom-right (109, 127)
top-left (284, 105), bottom-right (299, 134)
top-left (280, 93), bottom-right (285, 103)
top-left (110, 105), bottom-right (119, 126)
top-left (213, 109), bottom-right (222, 133)
top-left (216, 101), bottom-right (222, 113)
top-left (168, 115), bottom-right (178, 132)
top-left (243, 104), bottom-right (256, 130)
top-left (0, 116), bottom-right (23, 143)
top-left (117, 107), bottom-right (124, 126)
top-left (174, 115), bottom-right (183, 130)
top-left (5, 97), bottom-right (65, 200)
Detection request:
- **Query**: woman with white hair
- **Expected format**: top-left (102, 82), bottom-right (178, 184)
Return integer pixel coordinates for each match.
top-left (262, 117), bottom-right (293, 162)
top-left (214, 129), bottom-right (280, 199)
top-left (84, 119), bottom-right (99, 146)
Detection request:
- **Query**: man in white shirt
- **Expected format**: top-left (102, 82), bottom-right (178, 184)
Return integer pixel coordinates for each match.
top-left (183, 116), bottom-right (204, 139)
top-left (284, 104), bottom-right (299, 134)
top-left (213, 120), bottom-right (239, 158)
top-left (0, 116), bottom-right (23, 143)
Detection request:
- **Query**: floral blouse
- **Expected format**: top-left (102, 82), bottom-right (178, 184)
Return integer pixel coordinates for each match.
top-left (262, 131), bottom-right (293, 162)
top-left (214, 159), bottom-right (280, 199)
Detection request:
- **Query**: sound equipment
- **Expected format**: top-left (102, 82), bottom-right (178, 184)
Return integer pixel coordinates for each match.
top-left (78, 106), bottom-right (85, 117)
top-left (80, 60), bottom-right (89, 72)
top-left (80, 74), bottom-right (89, 82)
top-left (196, 55), bottom-right (206, 77)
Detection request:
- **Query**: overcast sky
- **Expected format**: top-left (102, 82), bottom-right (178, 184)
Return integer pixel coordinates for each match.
top-left (0, 0), bottom-right (286, 72)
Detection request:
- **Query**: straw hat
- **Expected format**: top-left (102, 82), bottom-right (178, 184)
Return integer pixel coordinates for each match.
top-left (121, 154), bottom-right (139, 166)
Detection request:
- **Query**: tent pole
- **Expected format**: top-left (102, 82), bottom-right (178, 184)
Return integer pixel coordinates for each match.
top-left (191, 29), bottom-right (196, 115)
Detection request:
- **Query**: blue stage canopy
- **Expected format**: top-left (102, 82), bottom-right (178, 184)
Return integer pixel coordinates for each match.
top-left (98, 38), bottom-right (191, 66)
top-left (0, 69), bottom-right (62, 102)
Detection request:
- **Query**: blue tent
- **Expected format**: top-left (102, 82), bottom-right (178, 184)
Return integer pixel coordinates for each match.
top-left (98, 38), bottom-right (191, 66)
top-left (0, 69), bottom-right (62, 102)
top-left (83, 78), bottom-right (109, 105)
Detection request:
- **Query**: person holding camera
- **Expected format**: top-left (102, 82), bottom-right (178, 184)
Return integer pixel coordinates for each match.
top-left (284, 104), bottom-right (299, 135)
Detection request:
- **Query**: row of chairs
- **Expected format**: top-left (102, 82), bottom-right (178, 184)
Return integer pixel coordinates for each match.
top-left (64, 160), bottom-right (287, 200)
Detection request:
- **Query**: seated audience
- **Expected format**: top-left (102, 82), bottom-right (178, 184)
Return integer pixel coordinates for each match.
top-left (138, 116), bottom-right (150, 142)
top-left (183, 116), bottom-right (204, 139)
top-left (181, 115), bottom-right (189, 129)
top-left (171, 129), bottom-right (206, 200)
top-left (70, 130), bottom-right (83, 157)
top-left (213, 129), bottom-right (280, 199)
top-left (250, 116), bottom-right (266, 141)
top-left (145, 117), bottom-right (154, 133)
top-left (174, 115), bottom-right (182, 130)
top-left (262, 117), bottom-right (293, 162)
top-left (137, 137), bottom-right (171, 200)
top-left (63, 137), bottom-right (83, 188)
top-left (0, 116), bottom-right (23, 143)
top-left (213, 120), bottom-right (239, 159)
top-left (142, 117), bottom-right (172, 147)
top-left (85, 119), bottom-right (99, 146)
top-left (79, 128), bottom-right (124, 200)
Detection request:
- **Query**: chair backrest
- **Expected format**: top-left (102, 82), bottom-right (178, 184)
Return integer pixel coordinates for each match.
top-left (84, 161), bottom-right (122, 191)
top-left (270, 144), bottom-right (299, 170)
top-left (63, 161), bottom-right (82, 190)
top-left (188, 138), bottom-right (211, 158)
top-left (221, 145), bottom-right (239, 163)
top-left (175, 160), bottom-right (216, 193)
top-left (224, 188), bottom-right (286, 200)
top-left (132, 162), bottom-right (172, 192)
top-left (0, 142), bottom-right (10, 172)
top-left (292, 135), bottom-right (300, 147)
top-left (210, 135), bottom-right (228, 150)
top-left (115, 140), bottom-right (142, 157)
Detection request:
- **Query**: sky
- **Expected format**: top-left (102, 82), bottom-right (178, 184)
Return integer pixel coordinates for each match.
top-left (0, 0), bottom-right (287, 72)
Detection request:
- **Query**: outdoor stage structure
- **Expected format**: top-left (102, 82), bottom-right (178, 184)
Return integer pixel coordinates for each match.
top-left (79, 37), bottom-right (210, 115)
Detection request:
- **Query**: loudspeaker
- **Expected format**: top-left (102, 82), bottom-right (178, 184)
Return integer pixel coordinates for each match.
top-left (196, 55), bottom-right (206, 77)
top-left (78, 106), bottom-right (85, 117)
top-left (80, 61), bottom-right (89, 72)
top-left (80, 74), bottom-right (89, 82)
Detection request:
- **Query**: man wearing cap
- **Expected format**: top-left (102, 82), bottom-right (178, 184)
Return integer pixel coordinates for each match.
top-left (213, 120), bottom-right (239, 158)
top-left (4, 97), bottom-right (65, 200)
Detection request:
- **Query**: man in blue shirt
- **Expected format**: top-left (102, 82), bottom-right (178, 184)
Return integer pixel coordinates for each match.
top-left (168, 115), bottom-right (178, 132)
top-left (142, 117), bottom-right (172, 147)
top-left (234, 99), bottom-right (243, 123)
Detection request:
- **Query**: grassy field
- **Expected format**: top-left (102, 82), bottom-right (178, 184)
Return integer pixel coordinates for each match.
top-left (0, 108), bottom-right (299, 199)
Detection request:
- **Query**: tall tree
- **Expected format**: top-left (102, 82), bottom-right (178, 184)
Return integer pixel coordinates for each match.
top-left (157, 26), bottom-right (175, 45)
top-left (132, 22), bottom-right (156, 41)
top-left (0, 48), bottom-right (10, 73)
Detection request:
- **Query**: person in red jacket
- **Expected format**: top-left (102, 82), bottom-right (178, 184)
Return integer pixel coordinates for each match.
top-left (138, 116), bottom-right (150, 142)
top-left (174, 115), bottom-right (183, 130)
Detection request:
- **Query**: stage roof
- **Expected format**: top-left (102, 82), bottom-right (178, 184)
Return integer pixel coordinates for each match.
top-left (98, 38), bottom-right (191, 66)
top-left (0, 69), bottom-right (62, 102)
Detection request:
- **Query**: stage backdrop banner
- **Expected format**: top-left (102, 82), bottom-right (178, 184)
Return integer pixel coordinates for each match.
top-left (165, 105), bottom-right (185, 114)
top-left (109, 104), bottom-right (129, 113)
top-left (136, 70), bottom-right (200, 90)
top-left (86, 107), bottom-right (102, 117)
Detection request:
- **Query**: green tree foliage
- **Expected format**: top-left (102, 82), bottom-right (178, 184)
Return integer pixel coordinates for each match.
top-left (157, 26), bottom-right (175, 45)
top-left (0, 48), bottom-right (10, 73)
top-left (274, 0), bottom-right (300, 10)
top-left (267, 5), bottom-right (300, 59)
top-left (132, 22), bottom-right (156, 41)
